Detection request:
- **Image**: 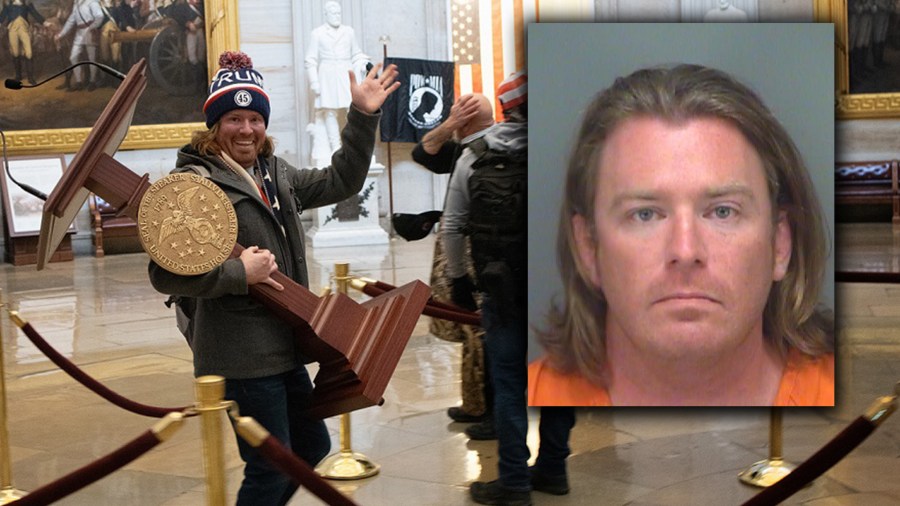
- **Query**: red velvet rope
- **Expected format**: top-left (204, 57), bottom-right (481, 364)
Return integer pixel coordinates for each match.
top-left (360, 282), bottom-right (482, 327)
top-left (370, 280), bottom-right (465, 312)
top-left (20, 322), bottom-right (189, 418)
top-left (256, 436), bottom-right (359, 506)
top-left (741, 417), bottom-right (876, 506)
top-left (14, 430), bottom-right (160, 505)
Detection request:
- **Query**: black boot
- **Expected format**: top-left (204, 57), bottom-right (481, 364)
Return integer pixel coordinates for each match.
top-left (470, 480), bottom-right (531, 506)
top-left (13, 57), bottom-right (23, 82)
top-left (465, 418), bottom-right (498, 440)
top-left (448, 406), bottom-right (490, 423)
top-left (57, 72), bottom-right (72, 90)
top-left (25, 58), bottom-right (36, 85)
top-left (529, 466), bottom-right (570, 495)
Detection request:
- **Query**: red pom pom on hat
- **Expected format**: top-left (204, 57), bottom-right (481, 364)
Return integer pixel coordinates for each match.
top-left (217, 51), bottom-right (254, 71)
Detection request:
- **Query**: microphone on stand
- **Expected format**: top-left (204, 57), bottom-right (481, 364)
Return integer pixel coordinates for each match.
top-left (0, 129), bottom-right (47, 201)
top-left (2, 62), bottom-right (128, 201)
top-left (5, 61), bottom-right (125, 90)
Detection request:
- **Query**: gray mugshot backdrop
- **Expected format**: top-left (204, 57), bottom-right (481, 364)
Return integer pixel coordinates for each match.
top-left (527, 23), bottom-right (835, 363)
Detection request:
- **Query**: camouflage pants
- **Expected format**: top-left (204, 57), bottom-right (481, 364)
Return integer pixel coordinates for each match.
top-left (429, 234), bottom-right (487, 415)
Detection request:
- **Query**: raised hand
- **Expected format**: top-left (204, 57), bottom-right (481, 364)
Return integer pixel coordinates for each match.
top-left (443, 94), bottom-right (480, 132)
top-left (349, 63), bottom-right (401, 114)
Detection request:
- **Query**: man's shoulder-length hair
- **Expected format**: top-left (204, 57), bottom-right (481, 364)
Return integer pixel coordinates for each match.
top-left (538, 63), bottom-right (833, 388)
top-left (191, 123), bottom-right (275, 159)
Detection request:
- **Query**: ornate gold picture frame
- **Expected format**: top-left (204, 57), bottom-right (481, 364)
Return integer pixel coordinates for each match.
top-left (820, 0), bottom-right (900, 119)
top-left (3, 0), bottom-right (239, 155)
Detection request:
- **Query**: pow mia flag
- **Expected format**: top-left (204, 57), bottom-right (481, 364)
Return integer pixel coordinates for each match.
top-left (380, 57), bottom-right (455, 143)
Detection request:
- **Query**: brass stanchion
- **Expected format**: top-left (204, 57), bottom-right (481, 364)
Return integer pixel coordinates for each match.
top-left (0, 298), bottom-right (27, 504)
top-left (196, 375), bottom-right (228, 505)
top-left (739, 408), bottom-right (796, 487)
top-left (315, 263), bottom-right (380, 480)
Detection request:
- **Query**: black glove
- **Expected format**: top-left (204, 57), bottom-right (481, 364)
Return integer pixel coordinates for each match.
top-left (480, 261), bottom-right (514, 308)
top-left (450, 275), bottom-right (478, 312)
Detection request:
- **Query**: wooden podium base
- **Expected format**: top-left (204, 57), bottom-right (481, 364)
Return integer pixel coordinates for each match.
top-left (6, 234), bottom-right (73, 266)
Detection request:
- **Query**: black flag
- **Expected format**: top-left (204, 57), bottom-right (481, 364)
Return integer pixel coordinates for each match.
top-left (380, 57), bottom-right (455, 143)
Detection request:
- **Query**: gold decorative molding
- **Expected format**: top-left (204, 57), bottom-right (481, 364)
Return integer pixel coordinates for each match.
top-left (838, 93), bottom-right (900, 119)
top-left (5, 123), bottom-right (206, 156)
top-left (820, 0), bottom-right (900, 119)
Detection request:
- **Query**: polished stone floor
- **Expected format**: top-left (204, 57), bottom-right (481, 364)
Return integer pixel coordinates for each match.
top-left (0, 225), bottom-right (899, 505)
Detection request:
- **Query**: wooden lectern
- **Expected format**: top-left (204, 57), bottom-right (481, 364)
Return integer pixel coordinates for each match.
top-left (36, 59), bottom-right (430, 419)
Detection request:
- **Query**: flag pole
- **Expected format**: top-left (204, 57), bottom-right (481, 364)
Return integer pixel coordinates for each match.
top-left (380, 35), bottom-right (394, 238)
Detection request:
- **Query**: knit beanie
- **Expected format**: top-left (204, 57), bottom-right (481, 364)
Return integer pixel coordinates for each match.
top-left (496, 71), bottom-right (527, 113)
top-left (203, 51), bottom-right (270, 128)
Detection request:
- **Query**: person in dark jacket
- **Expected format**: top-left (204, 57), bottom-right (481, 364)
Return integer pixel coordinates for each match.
top-left (446, 72), bottom-right (575, 506)
top-left (148, 50), bottom-right (399, 506)
top-left (410, 95), bottom-right (498, 434)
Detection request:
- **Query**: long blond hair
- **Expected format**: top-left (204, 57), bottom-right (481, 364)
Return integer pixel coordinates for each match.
top-left (538, 64), bottom-right (833, 387)
top-left (190, 123), bottom-right (275, 159)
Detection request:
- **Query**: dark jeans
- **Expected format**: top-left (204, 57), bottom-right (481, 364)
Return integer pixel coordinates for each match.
top-left (225, 367), bottom-right (331, 506)
top-left (481, 333), bottom-right (495, 415)
top-left (482, 297), bottom-right (575, 490)
top-left (535, 407), bottom-right (576, 477)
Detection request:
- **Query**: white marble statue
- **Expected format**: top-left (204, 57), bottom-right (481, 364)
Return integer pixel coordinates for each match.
top-left (304, 1), bottom-right (370, 161)
top-left (703, 0), bottom-right (748, 21)
top-left (306, 121), bottom-right (333, 166)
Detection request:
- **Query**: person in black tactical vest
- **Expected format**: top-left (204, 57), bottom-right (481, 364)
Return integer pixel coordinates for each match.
top-left (411, 94), bottom-right (497, 435)
top-left (443, 72), bottom-right (576, 506)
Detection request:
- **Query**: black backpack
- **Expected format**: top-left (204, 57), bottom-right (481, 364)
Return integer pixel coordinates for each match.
top-left (465, 137), bottom-right (527, 302)
top-left (165, 295), bottom-right (195, 347)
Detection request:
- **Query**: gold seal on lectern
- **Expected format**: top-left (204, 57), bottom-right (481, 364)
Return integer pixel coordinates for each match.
top-left (138, 173), bottom-right (238, 275)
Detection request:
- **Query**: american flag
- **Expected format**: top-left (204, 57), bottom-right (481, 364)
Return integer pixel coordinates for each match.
top-left (451, 0), bottom-right (536, 121)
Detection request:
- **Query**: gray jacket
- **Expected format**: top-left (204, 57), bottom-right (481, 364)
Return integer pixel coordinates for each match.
top-left (149, 106), bottom-right (379, 379)
top-left (442, 121), bottom-right (527, 278)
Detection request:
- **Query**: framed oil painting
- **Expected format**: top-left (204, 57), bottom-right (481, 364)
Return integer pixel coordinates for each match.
top-left (0, 154), bottom-right (74, 236)
top-left (819, 0), bottom-right (900, 118)
top-left (0, 0), bottom-right (239, 155)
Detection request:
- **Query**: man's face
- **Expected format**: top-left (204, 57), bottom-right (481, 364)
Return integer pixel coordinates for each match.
top-left (573, 116), bottom-right (792, 363)
top-left (215, 109), bottom-right (266, 168)
top-left (325, 4), bottom-right (342, 28)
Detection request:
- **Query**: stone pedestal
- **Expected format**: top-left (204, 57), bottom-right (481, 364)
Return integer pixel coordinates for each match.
top-left (306, 162), bottom-right (389, 248)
